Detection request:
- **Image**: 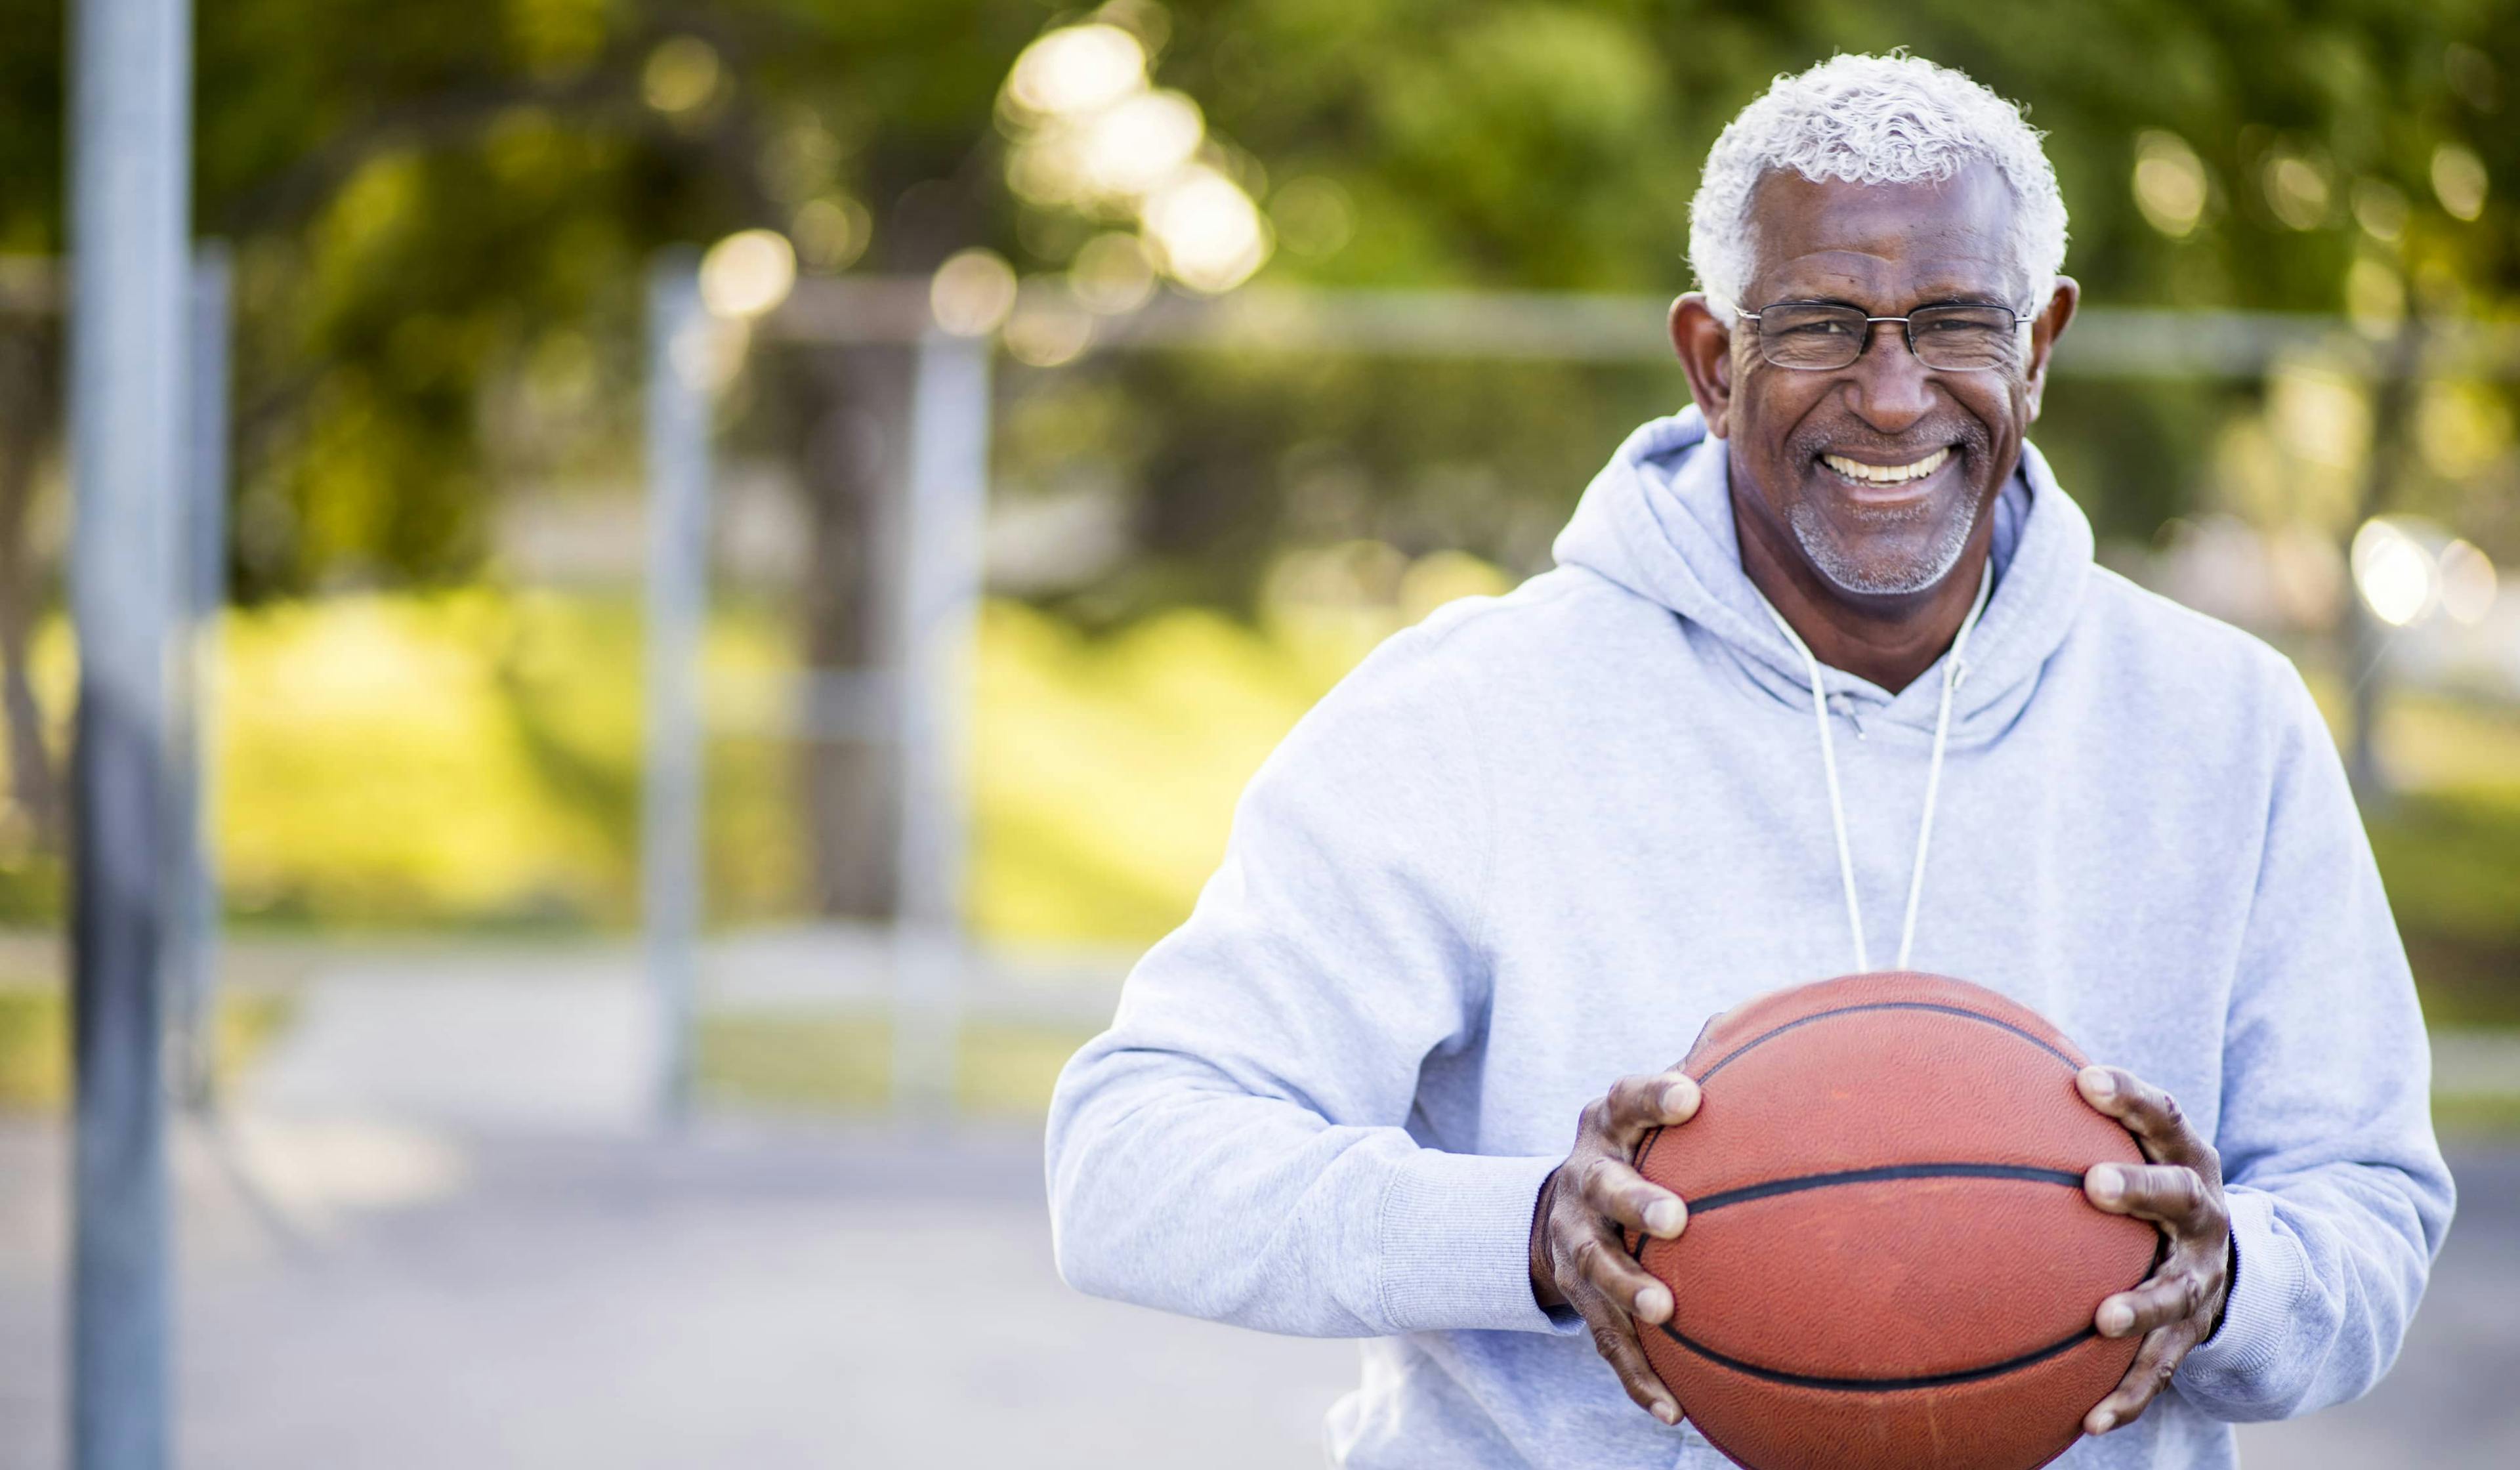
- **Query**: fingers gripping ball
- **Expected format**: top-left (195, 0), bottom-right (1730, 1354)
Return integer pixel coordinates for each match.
top-left (1628, 973), bottom-right (2154, 1470)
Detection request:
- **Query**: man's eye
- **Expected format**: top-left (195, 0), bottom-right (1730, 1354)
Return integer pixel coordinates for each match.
top-left (1784, 320), bottom-right (1853, 336)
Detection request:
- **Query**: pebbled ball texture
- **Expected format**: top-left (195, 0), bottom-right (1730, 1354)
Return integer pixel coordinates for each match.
top-left (1627, 972), bottom-right (2156, 1470)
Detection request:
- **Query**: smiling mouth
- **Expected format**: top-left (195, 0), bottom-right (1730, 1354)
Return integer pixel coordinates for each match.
top-left (1818, 448), bottom-right (1952, 487)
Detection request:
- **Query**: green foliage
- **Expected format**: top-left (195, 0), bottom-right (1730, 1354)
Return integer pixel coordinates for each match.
top-left (3, 3), bottom-right (2516, 1000)
top-left (7, 0), bottom-right (2511, 598)
top-left (0, 1), bottom-right (61, 254)
top-left (181, 0), bottom-right (1039, 597)
top-left (1010, 350), bottom-right (1677, 625)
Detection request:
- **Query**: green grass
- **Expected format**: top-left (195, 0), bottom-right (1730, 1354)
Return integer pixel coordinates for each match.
top-left (696, 1013), bottom-right (1095, 1116)
top-left (0, 587), bottom-right (2513, 1112)
top-left (0, 583), bottom-right (1450, 945)
top-left (2432, 1091), bottom-right (2520, 1140)
top-left (2353, 692), bottom-right (2520, 1028)
top-left (0, 985), bottom-right (297, 1112)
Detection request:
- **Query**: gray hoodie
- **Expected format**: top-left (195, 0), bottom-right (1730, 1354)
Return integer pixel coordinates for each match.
top-left (1045, 406), bottom-right (2454, 1469)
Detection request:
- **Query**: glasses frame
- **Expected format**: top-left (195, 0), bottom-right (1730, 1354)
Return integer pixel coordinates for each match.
top-left (1736, 301), bottom-right (2036, 373)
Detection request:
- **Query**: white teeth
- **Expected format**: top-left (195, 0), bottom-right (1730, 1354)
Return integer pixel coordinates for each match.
top-left (1821, 448), bottom-right (1950, 486)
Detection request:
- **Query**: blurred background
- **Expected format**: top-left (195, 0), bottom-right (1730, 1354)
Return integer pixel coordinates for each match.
top-left (1, 1), bottom-right (2517, 1466)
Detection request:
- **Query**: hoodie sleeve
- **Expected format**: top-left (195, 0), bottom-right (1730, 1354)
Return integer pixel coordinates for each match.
top-left (2172, 667), bottom-right (2456, 1419)
top-left (1043, 613), bottom-right (1565, 1338)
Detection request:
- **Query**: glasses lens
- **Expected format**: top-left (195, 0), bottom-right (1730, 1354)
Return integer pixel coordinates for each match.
top-left (1754, 304), bottom-right (1867, 369)
top-left (1908, 305), bottom-right (2022, 370)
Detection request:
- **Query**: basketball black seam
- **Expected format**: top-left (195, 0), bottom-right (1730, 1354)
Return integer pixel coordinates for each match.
top-left (1646, 1001), bottom-right (2125, 1396)
top-left (1696, 1000), bottom-right (2080, 1083)
top-left (1653, 1320), bottom-right (2102, 1393)
top-left (1678, 1163), bottom-right (2087, 1215)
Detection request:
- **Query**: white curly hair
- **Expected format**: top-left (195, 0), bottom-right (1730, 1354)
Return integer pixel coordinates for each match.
top-left (1688, 53), bottom-right (2068, 322)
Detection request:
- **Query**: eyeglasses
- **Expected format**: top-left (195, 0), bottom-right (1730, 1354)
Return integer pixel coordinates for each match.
top-left (1737, 301), bottom-right (2032, 372)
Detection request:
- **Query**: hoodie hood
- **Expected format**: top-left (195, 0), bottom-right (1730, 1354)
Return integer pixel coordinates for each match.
top-left (1551, 404), bottom-right (2093, 747)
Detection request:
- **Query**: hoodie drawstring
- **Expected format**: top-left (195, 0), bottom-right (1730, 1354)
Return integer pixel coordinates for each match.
top-left (1754, 562), bottom-right (1994, 975)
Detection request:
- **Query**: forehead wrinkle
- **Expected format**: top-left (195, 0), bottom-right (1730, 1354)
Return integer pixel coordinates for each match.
top-left (1746, 167), bottom-right (2023, 308)
top-left (1759, 249), bottom-right (2017, 312)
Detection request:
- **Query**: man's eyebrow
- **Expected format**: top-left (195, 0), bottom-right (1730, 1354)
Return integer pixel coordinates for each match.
top-left (1763, 295), bottom-right (1871, 311)
top-left (1767, 292), bottom-right (2012, 313)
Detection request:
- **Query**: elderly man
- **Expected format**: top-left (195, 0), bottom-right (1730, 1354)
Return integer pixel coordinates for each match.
top-left (1045, 53), bottom-right (2452, 1469)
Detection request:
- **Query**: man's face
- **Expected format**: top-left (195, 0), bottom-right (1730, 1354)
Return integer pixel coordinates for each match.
top-left (1689, 165), bottom-right (2068, 599)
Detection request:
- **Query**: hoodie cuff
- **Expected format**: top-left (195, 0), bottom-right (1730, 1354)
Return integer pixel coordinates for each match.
top-left (2175, 1186), bottom-right (2301, 1395)
top-left (1376, 1149), bottom-right (1567, 1334)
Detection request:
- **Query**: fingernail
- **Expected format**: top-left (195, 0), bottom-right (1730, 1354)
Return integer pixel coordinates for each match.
top-left (2088, 1165), bottom-right (2122, 1202)
top-left (2088, 1410), bottom-right (2115, 1435)
top-left (1635, 1284), bottom-right (1671, 1322)
top-left (2082, 1067), bottom-right (2117, 1101)
top-left (1645, 1198), bottom-right (1685, 1236)
top-left (1654, 1399), bottom-right (1679, 1425)
top-left (2098, 1301), bottom-right (2133, 1337)
top-left (1662, 1081), bottom-right (1697, 1117)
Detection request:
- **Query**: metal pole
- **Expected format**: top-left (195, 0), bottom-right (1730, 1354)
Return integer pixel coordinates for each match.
top-left (68, 0), bottom-right (190, 1464)
top-left (891, 329), bottom-right (990, 1114)
top-left (167, 243), bottom-right (230, 1106)
top-left (2343, 320), bottom-right (2427, 804)
top-left (643, 253), bottom-right (709, 1121)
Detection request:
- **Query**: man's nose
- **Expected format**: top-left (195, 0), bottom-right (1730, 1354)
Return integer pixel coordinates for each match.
top-left (1845, 321), bottom-right (1934, 432)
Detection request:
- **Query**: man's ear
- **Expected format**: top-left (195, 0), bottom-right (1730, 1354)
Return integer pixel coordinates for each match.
top-left (1670, 293), bottom-right (1736, 438)
top-left (2020, 275), bottom-right (2080, 423)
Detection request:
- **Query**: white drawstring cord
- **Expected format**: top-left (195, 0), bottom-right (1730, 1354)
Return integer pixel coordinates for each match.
top-left (1896, 563), bottom-right (1992, 968)
top-left (1754, 562), bottom-right (1994, 975)
top-left (1774, 613), bottom-right (1872, 973)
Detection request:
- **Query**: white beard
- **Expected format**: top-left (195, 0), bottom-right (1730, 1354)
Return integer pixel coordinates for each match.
top-left (1790, 491), bottom-right (1981, 597)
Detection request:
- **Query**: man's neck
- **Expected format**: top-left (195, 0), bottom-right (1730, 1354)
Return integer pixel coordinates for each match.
top-left (1730, 487), bottom-right (1997, 696)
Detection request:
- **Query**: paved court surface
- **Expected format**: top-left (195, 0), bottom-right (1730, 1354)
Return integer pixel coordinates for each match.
top-left (0, 1117), bottom-right (2513, 1469)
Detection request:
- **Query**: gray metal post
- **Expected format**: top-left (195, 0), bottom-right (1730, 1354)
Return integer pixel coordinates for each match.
top-left (67, 0), bottom-right (190, 1465)
top-left (891, 329), bottom-right (991, 1114)
top-left (167, 243), bottom-right (230, 1106)
top-left (643, 253), bottom-right (709, 1120)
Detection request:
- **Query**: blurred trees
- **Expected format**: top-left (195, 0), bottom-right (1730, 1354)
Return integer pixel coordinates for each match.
top-left (0, 0), bottom-right (2514, 923)
top-left (0, 0), bottom-right (2490, 599)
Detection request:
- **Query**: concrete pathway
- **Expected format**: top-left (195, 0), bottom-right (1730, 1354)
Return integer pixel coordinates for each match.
top-left (243, 968), bottom-right (665, 1133)
top-left (230, 927), bottom-right (1137, 1132)
top-left (0, 1120), bottom-right (2513, 1469)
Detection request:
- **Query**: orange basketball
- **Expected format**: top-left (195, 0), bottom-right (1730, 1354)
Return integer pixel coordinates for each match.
top-left (1629, 972), bottom-right (2156, 1470)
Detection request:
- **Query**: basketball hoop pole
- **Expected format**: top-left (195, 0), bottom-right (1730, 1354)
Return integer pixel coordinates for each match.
top-left (644, 251), bottom-right (711, 1122)
top-left (891, 328), bottom-right (990, 1115)
top-left (67, 0), bottom-right (192, 1464)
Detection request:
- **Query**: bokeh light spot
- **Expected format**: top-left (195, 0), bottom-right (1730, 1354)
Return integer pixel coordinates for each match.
top-left (699, 229), bottom-right (797, 320)
top-left (2431, 144), bottom-right (2489, 222)
top-left (2353, 518), bottom-right (2438, 627)
top-left (932, 249), bottom-right (1020, 337)
top-left (1005, 296), bottom-right (1097, 368)
top-left (791, 196), bottom-right (872, 274)
top-left (2132, 133), bottom-right (2208, 238)
top-left (1141, 165), bottom-right (1272, 295)
top-left (1070, 233), bottom-right (1156, 314)
top-left (2263, 152), bottom-right (2332, 230)
top-left (2438, 540), bottom-right (2498, 627)
top-left (642, 36), bottom-right (723, 116)
top-left (1006, 24), bottom-right (1147, 120)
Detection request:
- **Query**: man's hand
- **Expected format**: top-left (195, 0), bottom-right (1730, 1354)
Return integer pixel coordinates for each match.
top-left (2076, 1064), bottom-right (2232, 1436)
top-left (1530, 1069), bottom-right (1702, 1426)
